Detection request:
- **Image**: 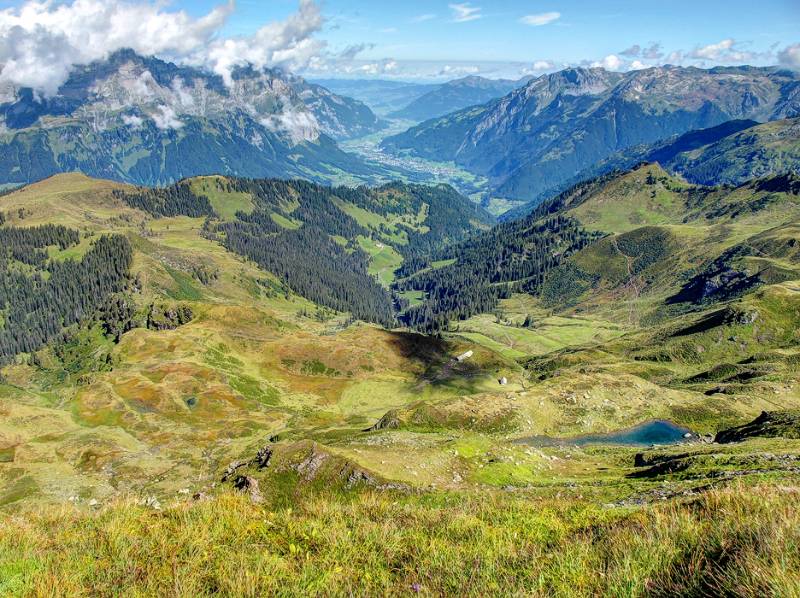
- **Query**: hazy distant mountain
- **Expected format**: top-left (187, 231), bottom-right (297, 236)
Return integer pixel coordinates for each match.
top-left (0, 50), bottom-right (387, 186)
top-left (382, 66), bottom-right (800, 210)
top-left (310, 79), bottom-right (439, 116)
top-left (389, 75), bottom-right (531, 122)
top-left (287, 77), bottom-right (386, 140)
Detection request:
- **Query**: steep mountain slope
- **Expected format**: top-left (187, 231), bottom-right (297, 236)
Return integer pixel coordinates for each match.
top-left (668, 117), bottom-right (800, 185)
top-left (382, 66), bottom-right (800, 209)
top-left (287, 76), bottom-right (386, 139)
top-left (397, 163), bottom-right (800, 330)
top-left (389, 76), bottom-right (529, 122)
top-left (501, 119), bottom-right (760, 218)
top-left (310, 79), bottom-right (439, 116)
top-left (0, 50), bottom-right (388, 186)
top-left (524, 118), bottom-right (800, 219)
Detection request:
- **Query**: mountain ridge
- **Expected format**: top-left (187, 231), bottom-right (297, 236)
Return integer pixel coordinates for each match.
top-left (0, 49), bottom-right (390, 187)
top-left (382, 65), bottom-right (800, 211)
top-left (388, 75), bottom-right (531, 122)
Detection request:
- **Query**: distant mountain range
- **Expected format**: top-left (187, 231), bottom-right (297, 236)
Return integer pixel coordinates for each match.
top-left (388, 76), bottom-right (531, 122)
top-left (0, 50), bottom-right (389, 187)
top-left (499, 117), bottom-right (800, 219)
top-left (310, 79), bottom-right (439, 116)
top-left (382, 66), bottom-right (800, 211)
top-left (312, 76), bottom-right (530, 122)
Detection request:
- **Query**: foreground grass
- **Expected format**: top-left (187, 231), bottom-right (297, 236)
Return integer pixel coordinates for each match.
top-left (1, 483), bottom-right (799, 597)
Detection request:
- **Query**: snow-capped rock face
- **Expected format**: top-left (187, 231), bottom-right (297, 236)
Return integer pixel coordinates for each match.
top-left (0, 49), bottom-right (382, 144)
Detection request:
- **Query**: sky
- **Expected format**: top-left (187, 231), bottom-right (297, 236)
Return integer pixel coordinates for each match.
top-left (0, 0), bottom-right (798, 93)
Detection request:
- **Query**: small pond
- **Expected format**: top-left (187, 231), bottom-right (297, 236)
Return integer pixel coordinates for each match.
top-left (516, 420), bottom-right (693, 448)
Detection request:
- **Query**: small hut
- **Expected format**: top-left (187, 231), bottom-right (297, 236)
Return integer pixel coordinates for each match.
top-left (455, 350), bottom-right (473, 362)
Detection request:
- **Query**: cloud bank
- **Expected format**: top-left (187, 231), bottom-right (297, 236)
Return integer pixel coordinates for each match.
top-left (0, 0), bottom-right (325, 96)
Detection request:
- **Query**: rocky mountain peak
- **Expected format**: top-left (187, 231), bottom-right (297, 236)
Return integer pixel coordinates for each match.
top-left (0, 49), bottom-right (383, 146)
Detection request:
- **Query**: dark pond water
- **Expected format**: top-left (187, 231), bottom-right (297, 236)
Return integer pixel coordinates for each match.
top-left (516, 420), bottom-right (693, 448)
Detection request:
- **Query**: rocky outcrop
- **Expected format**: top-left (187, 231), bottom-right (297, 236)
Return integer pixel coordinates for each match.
top-left (221, 441), bottom-right (408, 494)
top-left (146, 304), bottom-right (194, 331)
top-left (715, 411), bottom-right (800, 443)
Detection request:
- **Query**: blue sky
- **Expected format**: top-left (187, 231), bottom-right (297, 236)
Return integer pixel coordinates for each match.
top-left (180, 0), bottom-right (800, 79)
top-left (1, 0), bottom-right (798, 86)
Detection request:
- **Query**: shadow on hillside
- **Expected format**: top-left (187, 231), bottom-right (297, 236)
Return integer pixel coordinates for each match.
top-left (386, 331), bottom-right (486, 388)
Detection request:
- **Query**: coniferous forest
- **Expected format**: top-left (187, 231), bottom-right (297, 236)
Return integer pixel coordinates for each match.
top-left (110, 175), bottom-right (609, 332)
top-left (0, 227), bottom-right (132, 364)
top-left (114, 177), bottom-right (496, 329)
top-left (394, 215), bottom-right (604, 332)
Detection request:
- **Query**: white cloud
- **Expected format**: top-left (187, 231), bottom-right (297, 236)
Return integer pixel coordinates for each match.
top-left (151, 105), bottom-right (182, 130)
top-left (438, 64), bottom-right (480, 77)
top-left (171, 77), bottom-right (194, 108)
top-left (203, 0), bottom-right (324, 86)
top-left (351, 59), bottom-right (400, 76)
top-left (689, 38), bottom-right (754, 63)
top-left (0, 0), bottom-right (325, 96)
top-left (338, 43), bottom-right (374, 61)
top-left (411, 14), bottom-right (436, 23)
top-left (664, 50), bottom-right (684, 65)
top-left (620, 44), bottom-right (641, 58)
top-left (449, 3), bottom-right (481, 23)
top-left (642, 43), bottom-right (663, 60)
top-left (778, 43), bottom-right (800, 68)
top-left (261, 108), bottom-right (318, 143)
top-left (620, 42), bottom-right (662, 59)
top-left (630, 60), bottom-right (647, 70)
top-left (122, 114), bottom-right (143, 127)
top-left (521, 60), bottom-right (556, 75)
top-left (591, 54), bottom-right (623, 71)
top-left (0, 0), bottom-right (234, 96)
top-left (520, 12), bottom-right (561, 27)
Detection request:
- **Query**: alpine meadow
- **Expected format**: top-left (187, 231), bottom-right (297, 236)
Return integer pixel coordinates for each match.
top-left (1, 1), bottom-right (800, 596)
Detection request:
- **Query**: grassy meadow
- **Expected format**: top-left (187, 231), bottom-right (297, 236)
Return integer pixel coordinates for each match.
top-left (1, 481), bottom-right (799, 596)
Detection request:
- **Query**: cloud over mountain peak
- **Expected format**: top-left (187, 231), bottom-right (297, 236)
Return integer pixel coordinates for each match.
top-left (0, 0), bottom-right (324, 96)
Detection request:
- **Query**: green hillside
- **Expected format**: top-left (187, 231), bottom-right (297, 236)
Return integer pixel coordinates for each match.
top-left (1, 167), bottom-right (800, 595)
top-left (669, 117), bottom-right (800, 185)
